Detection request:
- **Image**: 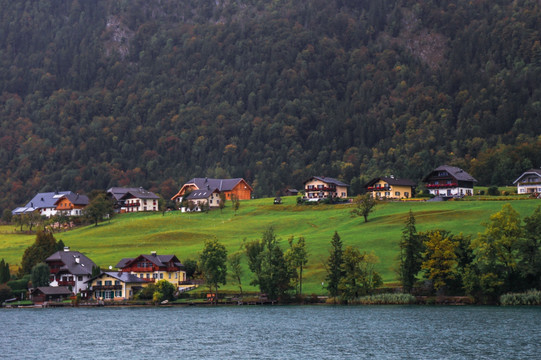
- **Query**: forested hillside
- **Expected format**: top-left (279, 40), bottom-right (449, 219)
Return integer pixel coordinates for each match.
top-left (1, 0), bottom-right (540, 210)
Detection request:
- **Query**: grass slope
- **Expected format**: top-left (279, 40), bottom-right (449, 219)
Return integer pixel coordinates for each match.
top-left (1, 197), bottom-right (539, 294)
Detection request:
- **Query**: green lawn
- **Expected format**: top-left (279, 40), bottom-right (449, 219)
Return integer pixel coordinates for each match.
top-left (1, 197), bottom-right (540, 294)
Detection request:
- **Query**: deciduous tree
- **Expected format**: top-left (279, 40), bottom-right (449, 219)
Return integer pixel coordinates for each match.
top-left (200, 238), bottom-right (228, 305)
top-left (285, 236), bottom-right (308, 296)
top-left (421, 230), bottom-right (458, 293)
top-left (31, 262), bottom-right (50, 288)
top-left (351, 194), bottom-right (376, 223)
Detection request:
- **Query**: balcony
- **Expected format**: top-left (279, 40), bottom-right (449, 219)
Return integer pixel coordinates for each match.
top-left (58, 280), bottom-right (75, 286)
top-left (128, 267), bottom-right (154, 272)
top-left (426, 183), bottom-right (458, 189)
top-left (125, 202), bottom-right (141, 207)
top-left (305, 187), bottom-right (336, 192)
top-left (92, 285), bottom-right (122, 291)
top-left (367, 186), bottom-right (390, 191)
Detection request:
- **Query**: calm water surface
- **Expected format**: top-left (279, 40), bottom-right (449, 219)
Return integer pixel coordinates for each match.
top-left (1, 305), bottom-right (540, 359)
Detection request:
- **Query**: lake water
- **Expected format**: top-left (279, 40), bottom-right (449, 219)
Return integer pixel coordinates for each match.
top-left (1, 305), bottom-right (540, 359)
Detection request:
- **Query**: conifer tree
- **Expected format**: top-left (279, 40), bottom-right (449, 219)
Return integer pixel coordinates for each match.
top-left (326, 231), bottom-right (345, 298)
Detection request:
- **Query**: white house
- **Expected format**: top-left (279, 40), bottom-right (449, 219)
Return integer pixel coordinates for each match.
top-left (513, 169), bottom-right (541, 194)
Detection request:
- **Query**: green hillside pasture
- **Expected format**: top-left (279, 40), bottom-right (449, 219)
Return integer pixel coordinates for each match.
top-left (1, 198), bottom-right (539, 294)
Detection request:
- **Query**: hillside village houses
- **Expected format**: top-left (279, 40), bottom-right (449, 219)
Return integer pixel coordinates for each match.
top-left (513, 169), bottom-right (541, 194)
top-left (303, 176), bottom-right (349, 201)
top-left (12, 191), bottom-right (89, 217)
top-left (35, 248), bottom-right (188, 302)
top-left (365, 176), bottom-right (416, 199)
top-left (422, 165), bottom-right (477, 198)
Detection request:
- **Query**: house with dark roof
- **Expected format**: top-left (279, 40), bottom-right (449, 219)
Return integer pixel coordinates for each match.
top-left (54, 193), bottom-right (89, 216)
top-left (12, 191), bottom-right (78, 217)
top-left (115, 252), bottom-right (186, 287)
top-left (423, 165), bottom-right (477, 198)
top-left (87, 272), bottom-right (146, 301)
top-left (171, 178), bottom-right (253, 205)
top-left (181, 188), bottom-right (221, 212)
top-left (303, 176), bottom-right (349, 200)
top-left (513, 169), bottom-right (541, 195)
top-left (45, 247), bottom-right (98, 296)
top-left (30, 286), bottom-right (72, 304)
top-left (107, 187), bottom-right (160, 213)
top-left (365, 177), bottom-right (416, 199)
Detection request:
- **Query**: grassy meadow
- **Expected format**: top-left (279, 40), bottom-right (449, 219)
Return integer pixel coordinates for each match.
top-left (1, 196), bottom-right (540, 294)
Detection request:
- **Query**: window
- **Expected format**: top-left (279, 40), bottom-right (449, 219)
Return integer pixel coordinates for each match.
top-left (153, 273), bottom-right (157, 279)
top-left (395, 192), bottom-right (400, 196)
top-left (385, 192), bottom-right (390, 197)
top-left (175, 273), bottom-right (178, 279)
top-left (168, 273), bottom-right (171, 279)
top-left (404, 192), bottom-right (409, 198)
top-left (97, 281), bottom-right (102, 286)
top-left (78, 276), bottom-right (83, 281)
top-left (146, 273), bottom-right (150, 279)
top-left (115, 281), bottom-right (120, 285)
top-left (115, 290), bottom-right (122, 297)
top-left (105, 280), bottom-right (112, 286)
top-left (139, 274), bottom-right (144, 278)
top-left (160, 273), bottom-right (163, 279)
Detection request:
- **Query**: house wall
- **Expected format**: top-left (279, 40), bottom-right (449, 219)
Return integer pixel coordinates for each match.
top-left (370, 180), bottom-right (412, 199)
top-left (123, 197), bottom-right (158, 212)
top-left (229, 181), bottom-right (252, 200)
top-left (90, 274), bottom-right (148, 300)
top-left (40, 207), bottom-right (58, 218)
top-left (129, 269), bottom-right (186, 284)
top-left (428, 187), bottom-right (473, 197)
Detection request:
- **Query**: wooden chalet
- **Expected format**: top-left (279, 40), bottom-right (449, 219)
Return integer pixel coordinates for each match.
top-left (423, 165), bottom-right (477, 198)
top-left (115, 252), bottom-right (186, 286)
top-left (54, 193), bottom-right (89, 216)
top-left (30, 286), bottom-right (72, 304)
top-left (171, 178), bottom-right (253, 204)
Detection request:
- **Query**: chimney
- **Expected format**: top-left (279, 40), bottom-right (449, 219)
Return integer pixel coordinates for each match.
top-left (64, 246), bottom-right (70, 252)
top-left (151, 251), bottom-right (157, 256)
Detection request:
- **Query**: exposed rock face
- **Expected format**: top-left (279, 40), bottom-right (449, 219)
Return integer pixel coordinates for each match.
top-left (103, 15), bottom-right (133, 59)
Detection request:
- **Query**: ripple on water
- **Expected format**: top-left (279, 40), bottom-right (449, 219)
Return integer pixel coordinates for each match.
top-left (0, 306), bottom-right (540, 359)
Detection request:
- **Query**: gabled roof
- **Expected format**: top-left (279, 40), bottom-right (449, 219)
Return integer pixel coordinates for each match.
top-left (172, 178), bottom-right (253, 200)
top-left (31, 286), bottom-right (72, 296)
top-left (513, 169), bottom-right (541, 184)
top-left (54, 193), bottom-right (89, 206)
top-left (119, 188), bottom-right (160, 200)
top-left (107, 187), bottom-right (159, 201)
top-left (365, 177), bottom-right (416, 187)
top-left (187, 178), bottom-right (253, 192)
top-left (45, 249), bottom-right (97, 276)
top-left (304, 176), bottom-right (349, 187)
top-left (186, 189), bottom-right (219, 200)
top-left (17, 191), bottom-right (73, 210)
top-left (86, 271), bottom-right (145, 284)
top-left (423, 165), bottom-right (477, 183)
top-left (12, 206), bottom-right (37, 215)
top-left (115, 253), bottom-right (183, 269)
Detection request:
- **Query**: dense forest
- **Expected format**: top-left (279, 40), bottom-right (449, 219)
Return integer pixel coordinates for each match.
top-left (1, 0), bottom-right (540, 211)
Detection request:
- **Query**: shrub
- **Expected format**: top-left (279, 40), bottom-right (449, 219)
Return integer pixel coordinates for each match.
top-left (500, 290), bottom-right (541, 305)
top-left (353, 293), bottom-right (417, 305)
top-left (0, 284), bottom-right (14, 303)
top-left (487, 186), bottom-right (499, 196)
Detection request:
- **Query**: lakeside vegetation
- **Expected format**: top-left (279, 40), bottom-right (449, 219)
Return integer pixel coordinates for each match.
top-left (2, 197), bottom-right (540, 295)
